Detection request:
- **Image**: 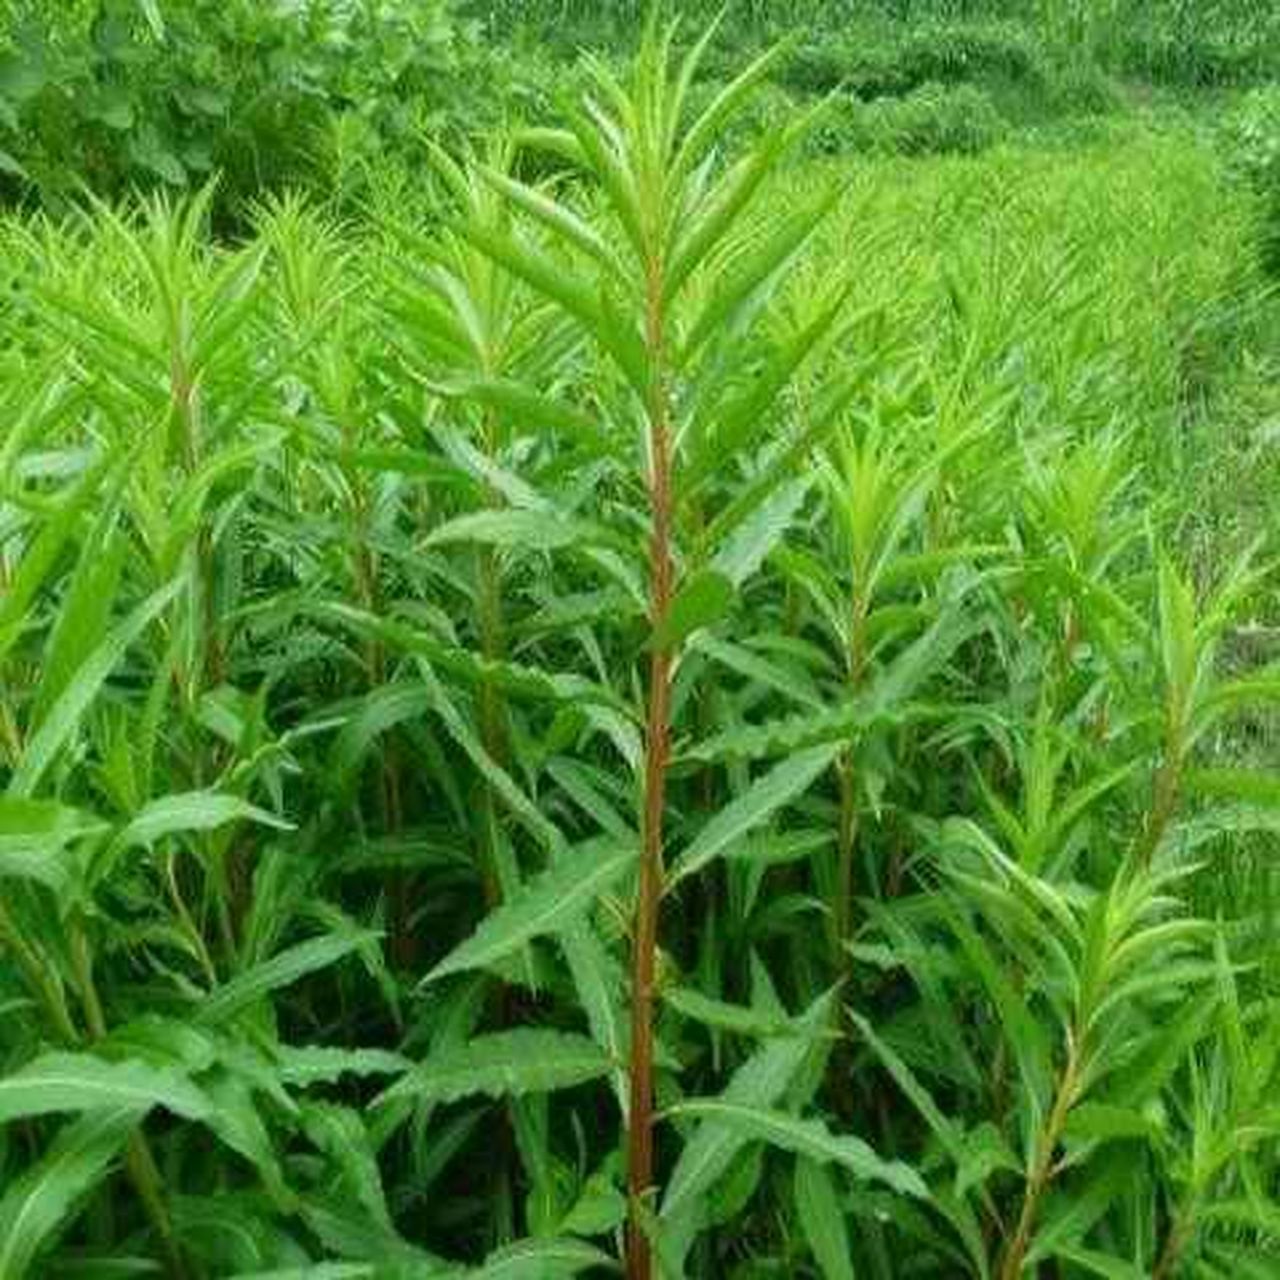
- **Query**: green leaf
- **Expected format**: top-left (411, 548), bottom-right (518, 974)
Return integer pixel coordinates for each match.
top-left (425, 837), bottom-right (636, 984)
top-left (0, 1107), bottom-right (141, 1280)
top-left (425, 509), bottom-right (614, 553)
top-left (95, 791), bottom-right (291, 884)
top-left (845, 1009), bottom-right (965, 1167)
top-left (0, 798), bottom-right (106, 892)
top-left (197, 930), bottom-right (379, 1025)
top-left (376, 1030), bottom-right (612, 1109)
top-left (664, 987), bottom-right (798, 1039)
top-left (669, 745), bottom-right (838, 886)
top-left (794, 1157), bottom-right (855, 1280)
top-left (416, 659), bottom-right (567, 857)
top-left (29, 526), bottom-right (127, 733)
top-left (559, 1171), bottom-right (627, 1237)
top-left (663, 1101), bottom-right (928, 1198)
top-left (662, 990), bottom-right (834, 1218)
top-left (650, 569), bottom-right (735, 651)
top-left (0, 1054), bottom-right (211, 1125)
top-left (7, 581), bottom-right (181, 799)
top-left (559, 922), bottom-right (629, 1116)
top-left (1183, 766), bottom-right (1280, 808)
top-left (137, 0), bottom-right (165, 36)
top-left (448, 1236), bottom-right (616, 1278)
top-left (0, 452), bottom-right (114, 673)
top-left (1063, 1103), bottom-right (1160, 1146)
top-left (274, 1047), bottom-right (410, 1088)
top-left (711, 476), bottom-right (810, 588)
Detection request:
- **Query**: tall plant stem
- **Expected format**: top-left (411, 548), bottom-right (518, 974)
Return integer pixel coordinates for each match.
top-left (627, 256), bottom-right (674, 1280)
top-left (833, 597), bottom-right (867, 995)
top-left (1152, 1202), bottom-right (1194, 1280)
top-left (997, 1033), bottom-right (1080, 1280)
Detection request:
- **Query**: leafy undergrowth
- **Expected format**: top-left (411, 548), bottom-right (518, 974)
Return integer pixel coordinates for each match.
top-left (2, 24), bottom-right (1280, 1280)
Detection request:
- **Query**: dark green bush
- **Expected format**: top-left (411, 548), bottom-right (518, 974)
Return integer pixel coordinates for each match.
top-left (1223, 86), bottom-right (1280, 275)
top-left (810, 80), bottom-right (1007, 157)
top-left (780, 20), bottom-right (1046, 101)
top-left (0, 0), bottom-right (471, 220)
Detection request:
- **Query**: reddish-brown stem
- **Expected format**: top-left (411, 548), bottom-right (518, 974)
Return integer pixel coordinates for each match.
top-left (627, 257), bottom-right (674, 1280)
top-left (1152, 1217), bottom-right (1188, 1280)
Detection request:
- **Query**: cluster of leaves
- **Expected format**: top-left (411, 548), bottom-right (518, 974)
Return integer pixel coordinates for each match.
top-left (2, 17), bottom-right (1280, 1280)
top-left (1223, 86), bottom-right (1280, 277)
top-left (0, 0), bottom-right (468, 222)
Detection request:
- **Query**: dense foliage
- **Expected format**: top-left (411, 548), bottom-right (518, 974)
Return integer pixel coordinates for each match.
top-left (3, 0), bottom-right (1280, 223)
top-left (2, 9), bottom-right (1280, 1280)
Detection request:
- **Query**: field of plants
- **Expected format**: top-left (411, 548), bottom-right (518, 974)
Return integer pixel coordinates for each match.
top-left (3, 2), bottom-right (1280, 1278)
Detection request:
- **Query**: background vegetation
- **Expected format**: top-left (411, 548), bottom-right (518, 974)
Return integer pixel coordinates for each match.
top-left (2, 3), bottom-right (1280, 1279)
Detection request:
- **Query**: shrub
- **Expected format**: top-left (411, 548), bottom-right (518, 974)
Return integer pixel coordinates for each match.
top-left (0, 0), bottom-right (470, 221)
top-left (1223, 86), bottom-right (1280, 274)
top-left (779, 20), bottom-right (1047, 102)
top-left (811, 81), bottom-right (1007, 157)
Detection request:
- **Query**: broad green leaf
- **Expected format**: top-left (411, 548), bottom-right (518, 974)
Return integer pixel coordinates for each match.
top-left (663, 1101), bottom-right (928, 1198)
top-left (425, 836), bottom-right (636, 983)
top-left (376, 1030), bottom-right (612, 1109)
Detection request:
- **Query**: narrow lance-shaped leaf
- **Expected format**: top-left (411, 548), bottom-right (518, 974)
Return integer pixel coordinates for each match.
top-left (7, 580), bottom-right (181, 799)
top-left (376, 1030), bottom-right (613, 1109)
top-left (0, 1107), bottom-right (143, 1280)
top-left (668, 744), bottom-right (838, 887)
top-left (0, 1053), bottom-right (211, 1125)
top-left (795, 1157), bottom-right (856, 1280)
top-left (662, 989), bottom-right (835, 1218)
top-left (424, 836), bottom-right (637, 984)
top-left (197, 929), bottom-right (379, 1025)
top-left (663, 1100), bottom-right (928, 1199)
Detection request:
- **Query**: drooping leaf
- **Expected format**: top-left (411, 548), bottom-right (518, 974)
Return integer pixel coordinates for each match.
top-left (663, 1101), bottom-right (928, 1198)
top-left (0, 1053), bottom-right (211, 1125)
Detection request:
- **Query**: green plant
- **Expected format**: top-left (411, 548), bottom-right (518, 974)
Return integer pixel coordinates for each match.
top-left (2, 13), bottom-right (1280, 1280)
